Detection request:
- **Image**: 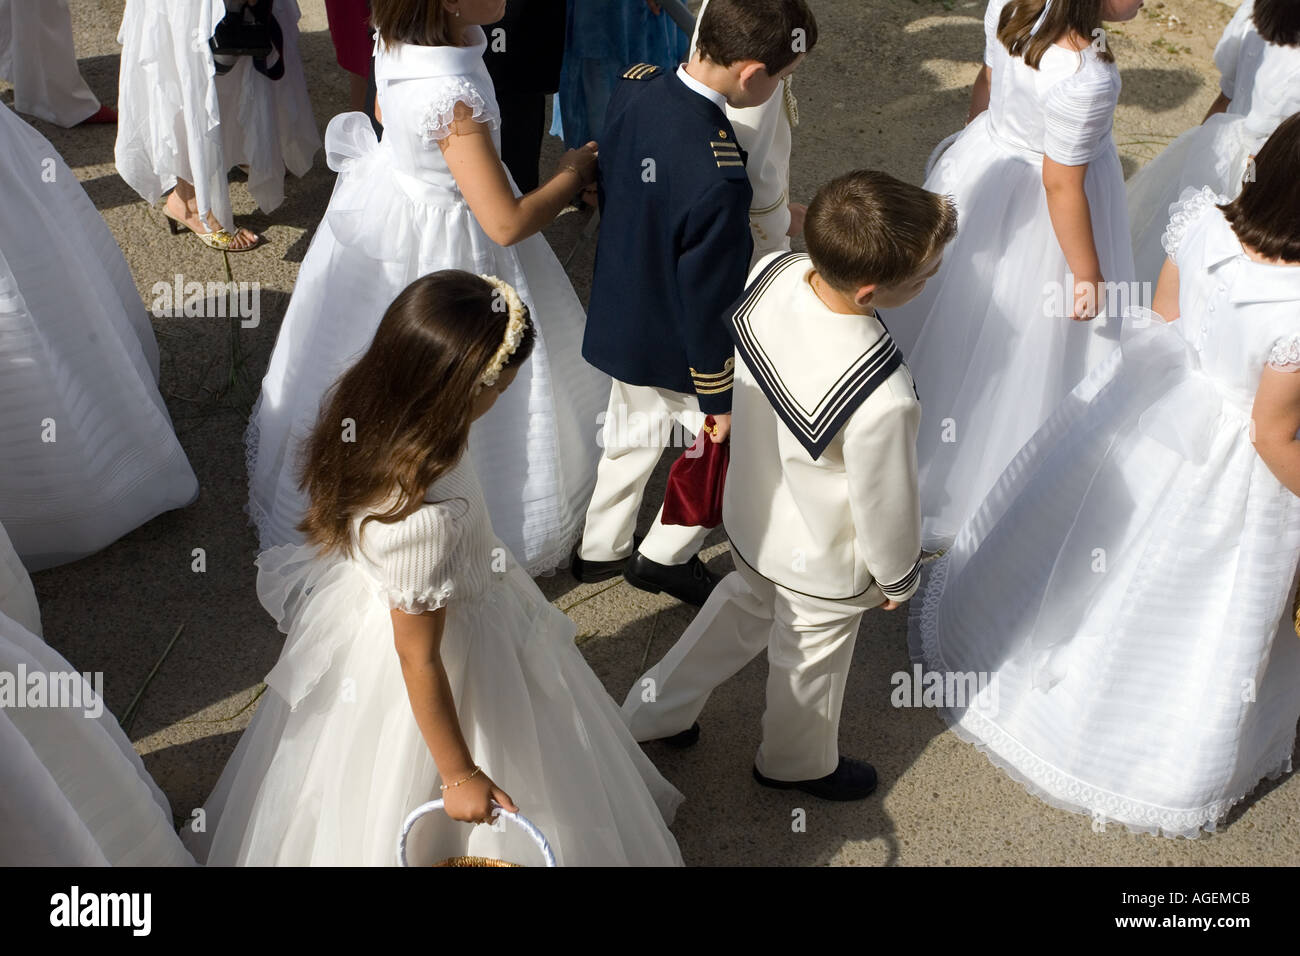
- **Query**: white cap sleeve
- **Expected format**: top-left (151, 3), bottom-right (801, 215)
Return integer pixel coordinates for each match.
top-left (1160, 186), bottom-right (1225, 267)
top-left (419, 76), bottom-right (500, 148)
top-left (1269, 335), bottom-right (1300, 372)
top-left (1043, 62), bottom-right (1119, 166)
top-left (364, 502), bottom-right (464, 613)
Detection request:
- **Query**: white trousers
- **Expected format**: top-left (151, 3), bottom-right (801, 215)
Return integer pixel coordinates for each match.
top-left (0, 0), bottom-right (100, 127)
top-left (579, 379), bottom-right (710, 566)
top-left (623, 552), bottom-right (876, 781)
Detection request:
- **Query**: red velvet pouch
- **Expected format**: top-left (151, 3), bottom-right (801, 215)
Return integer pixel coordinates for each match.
top-left (660, 416), bottom-right (729, 528)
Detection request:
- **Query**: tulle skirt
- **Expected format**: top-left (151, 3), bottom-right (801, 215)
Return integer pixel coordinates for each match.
top-left (1127, 114), bottom-right (1255, 289)
top-left (246, 114), bottom-right (609, 575)
top-left (886, 113), bottom-right (1134, 550)
top-left (909, 317), bottom-right (1300, 838)
top-left (187, 545), bottom-right (683, 866)
top-left (0, 104), bottom-right (197, 571)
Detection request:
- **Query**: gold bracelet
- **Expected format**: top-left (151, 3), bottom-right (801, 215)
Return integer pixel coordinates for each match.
top-left (559, 164), bottom-right (586, 184)
top-left (440, 765), bottom-right (482, 791)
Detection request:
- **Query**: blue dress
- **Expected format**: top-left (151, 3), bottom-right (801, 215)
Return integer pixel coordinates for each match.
top-left (549, 0), bottom-right (689, 146)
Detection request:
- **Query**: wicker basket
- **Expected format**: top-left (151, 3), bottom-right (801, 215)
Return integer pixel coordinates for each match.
top-left (396, 799), bottom-right (557, 867)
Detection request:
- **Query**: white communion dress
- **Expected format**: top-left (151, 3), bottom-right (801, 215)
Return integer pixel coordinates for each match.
top-left (0, 101), bottom-right (197, 571)
top-left (886, 0), bottom-right (1134, 550)
top-left (0, 521), bottom-right (194, 865)
top-left (1127, 0), bottom-right (1300, 287)
top-left (909, 188), bottom-right (1300, 838)
top-left (114, 0), bottom-right (320, 231)
top-left (246, 27), bottom-right (608, 574)
top-left (190, 454), bottom-right (683, 866)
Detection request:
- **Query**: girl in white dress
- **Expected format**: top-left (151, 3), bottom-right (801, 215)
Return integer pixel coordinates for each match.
top-left (885, 0), bottom-right (1141, 550)
top-left (0, 101), bottom-right (198, 571)
top-left (1127, 0), bottom-right (1300, 287)
top-left (246, 0), bottom-right (610, 575)
top-left (115, 0), bottom-right (321, 250)
top-left (0, 521), bottom-right (194, 866)
top-left (193, 272), bottom-right (682, 866)
top-left (909, 116), bottom-right (1300, 838)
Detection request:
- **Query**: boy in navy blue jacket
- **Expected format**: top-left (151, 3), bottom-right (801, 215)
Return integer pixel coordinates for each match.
top-left (573, 0), bottom-right (817, 607)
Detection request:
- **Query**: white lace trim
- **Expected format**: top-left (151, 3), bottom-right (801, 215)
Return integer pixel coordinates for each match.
top-left (1160, 185), bottom-right (1225, 261)
top-left (1268, 335), bottom-right (1300, 372)
top-left (418, 78), bottom-right (500, 148)
top-left (386, 582), bottom-right (453, 614)
top-left (908, 555), bottom-right (1295, 839)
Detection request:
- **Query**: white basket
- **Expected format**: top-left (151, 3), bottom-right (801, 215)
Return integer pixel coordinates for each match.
top-left (396, 799), bottom-right (557, 867)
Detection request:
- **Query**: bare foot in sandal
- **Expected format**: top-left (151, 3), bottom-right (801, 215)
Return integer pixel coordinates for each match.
top-left (164, 182), bottom-right (264, 252)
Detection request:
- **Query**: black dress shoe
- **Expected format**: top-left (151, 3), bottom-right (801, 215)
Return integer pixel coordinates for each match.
top-left (752, 757), bottom-right (878, 801)
top-left (571, 534), bottom-right (643, 584)
top-left (623, 553), bottom-right (720, 607)
top-left (651, 722), bottom-right (700, 749)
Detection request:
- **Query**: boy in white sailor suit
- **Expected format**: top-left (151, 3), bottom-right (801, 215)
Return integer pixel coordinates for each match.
top-left (572, 0), bottom-right (818, 608)
top-left (624, 170), bottom-right (957, 799)
top-left (689, 0), bottom-right (806, 266)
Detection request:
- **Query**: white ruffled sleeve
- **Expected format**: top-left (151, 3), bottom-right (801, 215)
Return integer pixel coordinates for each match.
top-left (1213, 0), bottom-right (1255, 99)
top-left (1268, 335), bottom-right (1300, 373)
top-left (418, 75), bottom-right (501, 148)
top-left (1042, 62), bottom-right (1119, 166)
top-left (368, 502), bottom-right (464, 613)
top-left (1160, 186), bottom-right (1224, 267)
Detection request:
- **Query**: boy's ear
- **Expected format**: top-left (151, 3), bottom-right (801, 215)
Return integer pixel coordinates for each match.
top-left (735, 60), bottom-right (770, 89)
top-left (853, 284), bottom-right (878, 309)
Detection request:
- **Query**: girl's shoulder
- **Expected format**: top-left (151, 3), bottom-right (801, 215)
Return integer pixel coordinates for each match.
top-left (1162, 186), bottom-right (1230, 266)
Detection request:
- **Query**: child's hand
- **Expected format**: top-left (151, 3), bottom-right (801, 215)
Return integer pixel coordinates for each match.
top-left (1070, 274), bottom-right (1105, 321)
top-left (878, 599), bottom-right (902, 611)
top-left (786, 202), bottom-right (807, 237)
top-left (707, 413), bottom-right (731, 443)
top-left (559, 142), bottom-right (599, 188)
top-left (442, 770), bottom-right (518, 825)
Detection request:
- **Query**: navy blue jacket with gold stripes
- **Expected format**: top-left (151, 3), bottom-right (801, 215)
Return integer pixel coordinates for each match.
top-left (582, 64), bottom-right (754, 415)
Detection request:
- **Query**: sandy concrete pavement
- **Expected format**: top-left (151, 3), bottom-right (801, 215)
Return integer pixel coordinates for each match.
top-left (8, 0), bottom-right (1297, 865)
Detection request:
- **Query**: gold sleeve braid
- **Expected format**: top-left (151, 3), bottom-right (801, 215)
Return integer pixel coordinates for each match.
top-left (690, 356), bottom-right (735, 395)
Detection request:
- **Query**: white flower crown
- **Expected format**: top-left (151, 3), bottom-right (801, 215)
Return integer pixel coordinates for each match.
top-left (477, 275), bottom-right (527, 390)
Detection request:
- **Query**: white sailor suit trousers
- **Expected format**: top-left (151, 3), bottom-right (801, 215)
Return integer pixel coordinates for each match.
top-left (0, 0), bottom-right (100, 127)
top-left (579, 379), bottom-right (710, 566)
top-left (623, 549), bottom-right (878, 781)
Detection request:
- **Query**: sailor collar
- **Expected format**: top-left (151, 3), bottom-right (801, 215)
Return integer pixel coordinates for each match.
top-left (1201, 207), bottom-right (1300, 306)
top-left (375, 26), bottom-right (489, 81)
top-left (728, 252), bottom-right (907, 460)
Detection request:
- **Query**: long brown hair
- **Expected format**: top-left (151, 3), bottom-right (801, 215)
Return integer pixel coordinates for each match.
top-left (370, 0), bottom-right (456, 48)
top-left (1220, 112), bottom-right (1300, 263)
top-left (998, 0), bottom-right (1114, 68)
top-left (297, 270), bottom-right (535, 555)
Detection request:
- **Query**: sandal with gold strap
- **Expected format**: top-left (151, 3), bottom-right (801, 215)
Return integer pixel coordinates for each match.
top-left (164, 211), bottom-right (264, 252)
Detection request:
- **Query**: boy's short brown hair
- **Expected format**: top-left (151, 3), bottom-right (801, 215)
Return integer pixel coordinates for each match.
top-left (696, 0), bottom-right (819, 75)
top-left (1253, 0), bottom-right (1300, 46)
top-left (805, 170), bottom-right (958, 292)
